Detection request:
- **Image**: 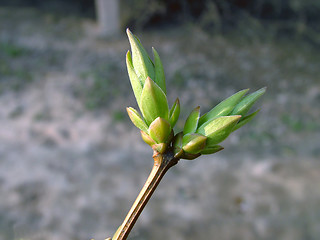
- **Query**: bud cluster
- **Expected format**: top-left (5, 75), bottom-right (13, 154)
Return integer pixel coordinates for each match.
top-left (126, 29), bottom-right (180, 154)
top-left (126, 29), bottom-right (265, 159)
top-left (172, 87), bottom-right (265, 159)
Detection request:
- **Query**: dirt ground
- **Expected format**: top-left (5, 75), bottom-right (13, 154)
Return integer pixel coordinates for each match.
top-left (0, 7), bottom-right (320, 240)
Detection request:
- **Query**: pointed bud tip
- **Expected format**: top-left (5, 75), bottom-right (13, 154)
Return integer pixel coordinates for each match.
top-left (242, 88), bottom-right (250, 95)
top-left (145, 76), bottom-right (152, 84)
top-left (152, 47), bottom-right (160, 56)
top-left (255, 87), bottom-right (267, 95)
top-left (126, 107), bottom-right (133, 115)
top-left (230, 115), bottom-right (242, 120)
top-left (143, 76), bottom-right (152, 89)
top-left (149, 117), bottom-right (171, 143)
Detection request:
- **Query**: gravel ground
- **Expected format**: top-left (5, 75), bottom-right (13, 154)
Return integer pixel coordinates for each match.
top-left (0, 7), bottom-right (320, 240)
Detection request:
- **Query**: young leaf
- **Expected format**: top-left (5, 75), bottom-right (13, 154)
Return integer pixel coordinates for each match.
top-left (182, 133), bottom-right (207, 154)
top-left (183, 106), bottom-right (200, 134)
top-left (148, 117), bottom-right (171, 144)
top-left (169, 98), bottom-right (180, 128)
top-left (200, 145), bottom-right (224, 155)
top-left (126, 51), bottom-right (143, 107)
top-left (140, 77), bottom-right (169, 125)
top-left (198, 89), bottom-right (249, 127)
top-left (126, 28), bottom-right (155, 84)
top-left (231, 87), bottom-right (266, 116)
top-left (181, 152), bottom-right (201, 160)
top-left (197, 115), bottom-right (241, 145)
top-left (232, 109), bottom-right (260, 132)
top-left (127, 107), bottom-right (149, 132)
top-left (140, 130), bottom-right (156, 146)
top-left (152, 47), bottom-right (166, 94)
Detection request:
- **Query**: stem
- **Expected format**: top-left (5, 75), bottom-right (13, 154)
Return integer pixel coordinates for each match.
top-left (113, 150), bottom-right (179, 240)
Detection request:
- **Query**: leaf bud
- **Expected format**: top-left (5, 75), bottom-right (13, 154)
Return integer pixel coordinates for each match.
top-left (127, 107), bottom-right (149, 133)
top-left (140, 130), bottom-right (156, 146)
top-left (183, 106), bottom-right (200, 134)
top-left (140, 77), bottom-right (169, 125)
top-left (126, 28), bottom-right (155, 84)
top-left (198, 89), bottom-right (249, 127)
top-left (200, 145), bottom-right (224, 155)
top-left (232, 109), bottom-right (260, 132)
top-left (197, 115), bottom-right (241, 145)
top-left (169, 98), bottom-right (180, 128)
top-left (181, 152), bottom-right (201, 160)
top-left (152, 47), bottom-right (166, 93)
top-left (148, 117), bottom-right (171, 144)
top-left (182, 133), bottom-right (207, 154)
top-left (126, 51), bottom-right (143, 108)
top-left (231, 87), bottom-right (266, 116)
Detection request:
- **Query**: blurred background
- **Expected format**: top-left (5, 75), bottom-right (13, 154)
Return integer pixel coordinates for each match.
top-left (0, 0), bottom-right (320, 239)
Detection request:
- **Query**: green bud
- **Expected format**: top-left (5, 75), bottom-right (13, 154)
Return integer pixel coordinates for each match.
top-left (200, 145), bottom-right (224, 155)
top-left (140, 77), bottom-right (169, 125)
top-left (140, 130), bottom-right (156, 146)
top-left (126, 28), bottom-right (155, 84)
top-left (198, 89), bottom-right (249, 127)
top-left (231, 87), bottom-right (266, 116)
top-left (233, 109), bottom-right (260, 132)
top-left (169, 98), bottom-right (180, 128)
top-left (182, 152), bottom-right (201, 160)
top-left (197, 115), bottom-right (241, 145)
top-left (148, 117), bottom-right (171, 144)
top-left (126, 107), bottom-right (149, 133)
top-left (152, 47), bottom-right (166, 94)
top-left (126, 51), bottom-right (143, 108)
top-left (182, 133), bottom-right (207, 154)
top-left (183, 106), bottom-right (200, 134)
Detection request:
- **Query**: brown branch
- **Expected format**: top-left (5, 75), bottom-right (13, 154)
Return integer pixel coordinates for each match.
top-left (112, 150), bottom-right (179, 240)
